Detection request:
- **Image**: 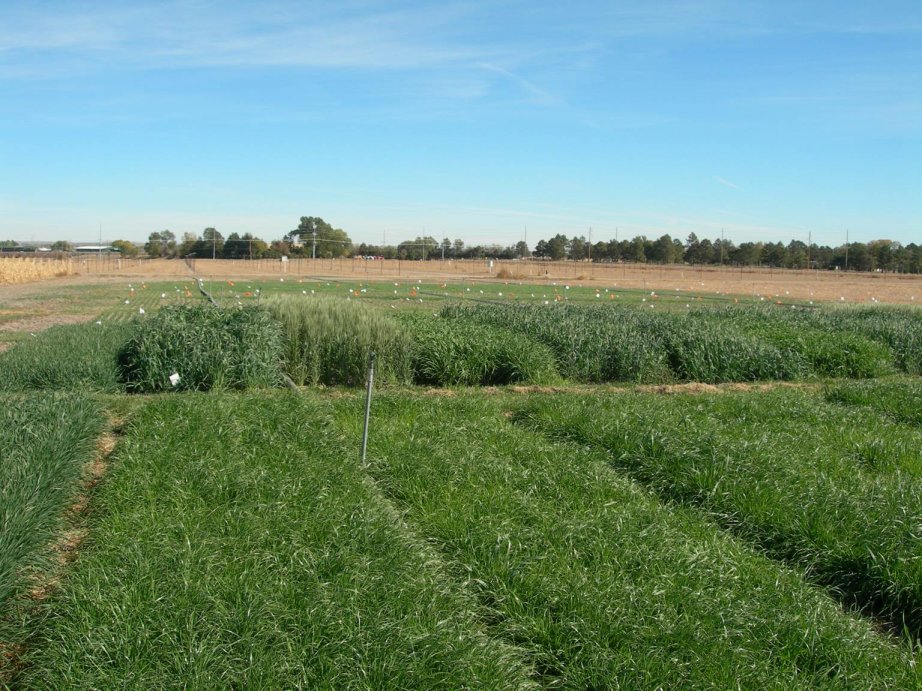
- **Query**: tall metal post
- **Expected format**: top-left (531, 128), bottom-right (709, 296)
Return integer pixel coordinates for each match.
top-left (844, 229), bottom-right (849, 272)
top-left (360, 352), bottom-right (376, 465)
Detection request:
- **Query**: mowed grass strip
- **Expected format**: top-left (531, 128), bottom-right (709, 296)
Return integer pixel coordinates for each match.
top-left (0, 393), bottom-right (103, 644)
top-left (0, 322), bottom-right (135, 392)
top-left (335, 393), bottom-right (919, 688)
top-left (16, 393), bottom-right (533, 689)
top-left (516, 388), bottom-right (922, 637)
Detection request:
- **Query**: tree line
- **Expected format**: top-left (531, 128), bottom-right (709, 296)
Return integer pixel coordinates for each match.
top-left (530, 232), bottom-right (922, 273)
top-left (134, 218), bottom-right (922, 273)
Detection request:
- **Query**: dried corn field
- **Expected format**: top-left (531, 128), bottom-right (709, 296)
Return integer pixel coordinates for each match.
top-left (0, 257), bottom-right (74, 285)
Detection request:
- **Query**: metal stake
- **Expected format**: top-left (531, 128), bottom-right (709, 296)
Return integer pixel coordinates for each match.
top-left (361, 351), bottom-right (376, 465)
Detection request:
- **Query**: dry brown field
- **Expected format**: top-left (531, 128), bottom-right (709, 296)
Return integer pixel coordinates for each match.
top-left (58, 255), bottom-right (922, 305)
top-left (2, 254), bottom-right (921, 305)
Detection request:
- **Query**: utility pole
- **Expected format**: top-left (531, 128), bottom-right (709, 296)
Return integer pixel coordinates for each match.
top-left (212, 229), bottom-right (216, 260)
top-left (720, 228), bottom-right (725, 265)
top-left (807, 231), bottom-right (811, 269)
top-left (588, 226), bottom-right (592, 261)
top-left (844, 229), bottom-right (849, 272)
top-left (312, 227), bottom-right (317, 260)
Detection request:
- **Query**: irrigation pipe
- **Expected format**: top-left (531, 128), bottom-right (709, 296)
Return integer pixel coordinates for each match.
top-left (196, 279), bottom-right (219, 307)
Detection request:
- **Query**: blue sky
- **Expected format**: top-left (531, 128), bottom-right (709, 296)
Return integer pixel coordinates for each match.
top-left (1, 0), bottom-right (919, 248)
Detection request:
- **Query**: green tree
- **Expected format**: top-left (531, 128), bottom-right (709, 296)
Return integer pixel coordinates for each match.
top-left (762, 242), bottom-right (786, 267)
top-left (398, 236), bottom-right (437, 260)
top-left (591, 241), bottom-right (608, 262)
top-left (222, 232), bottom-right (267, 260)
top-left (868, 239), bottom-right (896, 272)
top-left (629, 236), bottom-right (648, 263)
top-left (685, 234), bottom-right (718, 264)
top-left (50, 240), bottom-right (74, 252)
top-left (811, 244), bottom-right (834, 269)
top-left (223, 232), bottom-right (268, 259)
top-left (649, 234), bottom-right (676, 263)
top-left (907, 243), bottom-right (922, 273)
top-left (547, 234), bottom-right (568, 261)
top-left (177, 232), bottom-right (198, 257)
top-left (293, 217), bottom-right (352, 258)
top-left (200, 228), bottom-right (224, 259)
top-left (568, 236), bottom-right (587, 261)
top-left (683, 233), bottom-right (702, 263)
top-left (144, 230), bottom-right (176, 258)
top-left (732, 242), bottom-right (763, 266)
top-left (713, 238), bottom-right (735, 265)
top-left (785, 240), bottom-right (808, 269)
top-left (606, 239), bottom-right (622, 262)
top-left (847, 242), bottom-right (872, 272)
top-left (222, 232), bottom-right (245, 259)
top-left (247, 235), bottom-right (269, 259)
top-left (111, 240), bottom-right (139, 258)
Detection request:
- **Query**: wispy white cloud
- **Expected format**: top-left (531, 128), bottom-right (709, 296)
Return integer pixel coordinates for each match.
top-left (714, 175), bottom-right (739, 189)
top-left (4, 1), bottom-right (919, 77)
top-left (0, 1), bottom-right (495, 74)
top-left (477, 61), bottom-right (556, 104)
top-left (590, 1), bottom-right (922, 39)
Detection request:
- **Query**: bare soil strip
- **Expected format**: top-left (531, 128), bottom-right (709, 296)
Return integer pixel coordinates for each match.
top-left (0, 419), bottom-right (121, 680)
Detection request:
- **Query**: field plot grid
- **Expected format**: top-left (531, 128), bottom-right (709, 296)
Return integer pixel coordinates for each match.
top-left (2, 271), bottom-right (921, 688)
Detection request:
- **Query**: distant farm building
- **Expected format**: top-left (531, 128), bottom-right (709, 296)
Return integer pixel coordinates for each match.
top-left (75, 245), bottom-right (120, 253)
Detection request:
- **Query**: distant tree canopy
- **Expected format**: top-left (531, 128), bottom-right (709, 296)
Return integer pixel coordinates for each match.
top-left (527, 233), bottom-right (921, 273)
top-left (131, 220), bottom-right (920, 274)
top-left (398, 236), bottom-right (438, 260)
top-left (144, 230), bottom-right (177, 258)
top-left (111, 239), bottom-right (139, 257)
top-left (223, 232), bottom-right (269, 259)
top-left (289, 216), bottom-right (352, 258)
top-left (533, 234), bottom-right (568, 260)
top-left (197, 228), bottom-right (224, 258)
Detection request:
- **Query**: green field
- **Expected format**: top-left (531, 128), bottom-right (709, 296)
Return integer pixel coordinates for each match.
top-left (1, 277), bottom-right (920, 687)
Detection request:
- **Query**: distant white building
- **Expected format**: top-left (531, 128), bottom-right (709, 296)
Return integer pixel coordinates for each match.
top-left (75, 245), bottom-right (119, 253)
